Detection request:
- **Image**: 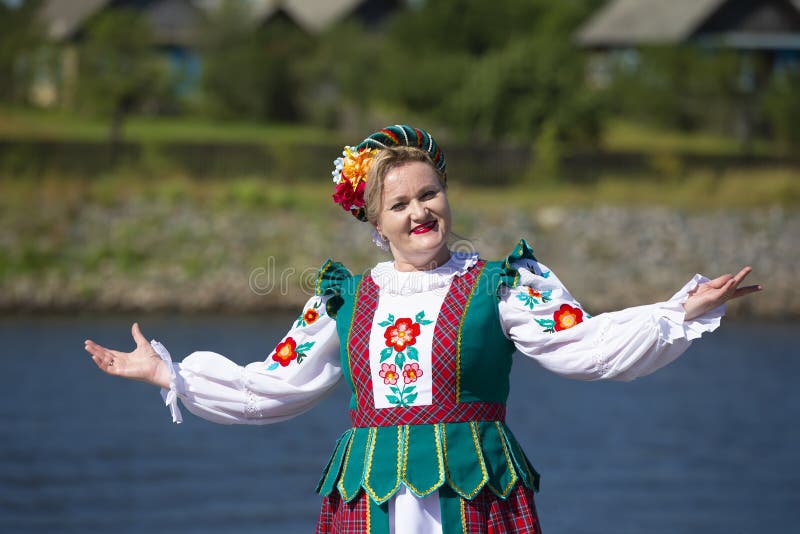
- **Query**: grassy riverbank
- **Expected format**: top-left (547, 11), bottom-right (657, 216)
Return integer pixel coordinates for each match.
top-left (1, 171), bottom-right (795, 317)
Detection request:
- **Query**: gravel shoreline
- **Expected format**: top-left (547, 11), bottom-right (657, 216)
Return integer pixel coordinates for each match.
top-left (2, 203), bottom-right (793, 318)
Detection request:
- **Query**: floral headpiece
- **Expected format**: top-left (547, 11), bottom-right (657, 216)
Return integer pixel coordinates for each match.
top-left (331, 125), bottom-right (447, 222)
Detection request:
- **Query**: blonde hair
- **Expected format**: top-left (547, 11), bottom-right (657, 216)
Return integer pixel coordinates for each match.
top-left (364, 146), bottom-right (447, 226)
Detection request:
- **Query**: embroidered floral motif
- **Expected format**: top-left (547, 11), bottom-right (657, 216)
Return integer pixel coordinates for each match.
top-left (376, 311), bottom-right (433, 407)
top-left (295, 300), bottom-right (323, 328)
top-left (267, 337), bottom-right (315, 370)
top-left (403, 363), bottom-right (423, 384)
top-left (535, 303), bottom-right (585, 333)
top-left (383, 317), bottom-right (421, 352)
top-left (554, 304), bottom-right (584, 331)
top-left (379, 363), bottom-right (399, 385)
top-left (516, 286), bottom-right (552, 309)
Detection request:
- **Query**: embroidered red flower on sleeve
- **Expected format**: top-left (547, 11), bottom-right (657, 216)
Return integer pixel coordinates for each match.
top-left (403, 363), bottom-right (423, 384)
top-left (379, 363), bottom-right (399, 385)
top-left (272, 338), bottom-right (298, 366)
top-left (383, 318), bottom-right (421, 352)
top-left (303, 308), bottom-right (319, 325)
top-left (553, 304), bottom-right (584, 331)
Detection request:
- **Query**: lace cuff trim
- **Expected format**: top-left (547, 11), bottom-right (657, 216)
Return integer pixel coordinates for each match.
top-left (151, 340), bottom-right (183, 424)
top-left (659, 274), bottom-right (725, 342)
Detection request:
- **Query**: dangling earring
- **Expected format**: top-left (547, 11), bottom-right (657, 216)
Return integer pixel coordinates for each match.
top-left (371, 229), bottom-right (391, 251)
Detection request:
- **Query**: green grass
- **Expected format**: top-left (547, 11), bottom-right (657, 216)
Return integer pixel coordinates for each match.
top-left (602, 119), bottom-right (781, 156)
top-left (0, 105), bottom-right (340, 144)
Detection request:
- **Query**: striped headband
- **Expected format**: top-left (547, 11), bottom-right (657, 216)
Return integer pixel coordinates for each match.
top-left (331, 125), bottom-right (447, 221)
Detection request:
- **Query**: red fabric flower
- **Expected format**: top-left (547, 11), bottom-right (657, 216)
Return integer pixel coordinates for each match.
top-left (403, 363), bottom-right (423, 384)
top-left (553, 304), bottom-right (583, 331)
top-left (526, 287), bottom-right (542, 298)
top-left (383, 318), bottom-right (421, 352)
top-left (332, 181), bottom-right (356, 211)
top-left (303, 308), bottom-right (319, 325)
top-left (272, 337), bottom-right (298, 367)
top-left (379, 363), bottom-right (399, 385)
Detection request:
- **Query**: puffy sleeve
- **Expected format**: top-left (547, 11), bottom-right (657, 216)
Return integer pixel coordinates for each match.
top-left (496, 240), bottom-right (725, 382)
top-left (155, 260), bottom-right (351, 425)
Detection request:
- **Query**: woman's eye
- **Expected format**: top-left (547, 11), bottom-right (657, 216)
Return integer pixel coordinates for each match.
top-left (390, 203), bottom-right (406, 211)
top-left (420, 191), bottom-right (436, 200)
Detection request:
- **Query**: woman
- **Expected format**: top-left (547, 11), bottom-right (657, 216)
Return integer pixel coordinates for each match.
top-left (85, 125), bottom-right (760, 533)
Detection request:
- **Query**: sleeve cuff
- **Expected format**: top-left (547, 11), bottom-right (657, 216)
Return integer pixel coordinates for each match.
top-left (150, 340), bottom-right (183, 424)
top-left (657, 274), bottom-right (725, 342)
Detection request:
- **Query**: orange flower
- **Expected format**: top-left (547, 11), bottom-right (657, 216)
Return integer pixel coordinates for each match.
top-left (303, 308), bottom-right (319, 325)
top-left (272, 337), bottom-right (298, 367)
top-left (341, 147), bottom-right (378, 186)
top-left (553, 304), bottom-right (583, 331)
top-left (526, 287), bottom-right (542, 299)
top-left (384, 318), bottom-right (421, 352)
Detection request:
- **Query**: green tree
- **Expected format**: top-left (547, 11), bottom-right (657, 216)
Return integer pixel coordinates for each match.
top-left (0, 0), bottom-right (45, 104)
top-left (372, 0), bottom-right (604, 144)
top-left (199, 1), bottom-right (311, 121)
top-left (78, 8), bottom-right (168, 144)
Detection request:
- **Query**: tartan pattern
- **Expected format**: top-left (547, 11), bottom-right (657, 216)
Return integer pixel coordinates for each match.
top-left (316, 490), bottom-right (369, 534)
top-left (317, 484), bottom-right (542, 533)
top-left (462, 483), bottom-right (543, 534)
top-left (347, 262), bottom-right (502, 428)
top-left (347, 275), bottom-right (380, 408)
top-left (350, 401), bottom-right (505, 427)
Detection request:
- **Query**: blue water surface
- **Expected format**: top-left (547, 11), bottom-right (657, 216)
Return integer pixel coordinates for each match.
top-left (0, 315), bottom-right (798, 533)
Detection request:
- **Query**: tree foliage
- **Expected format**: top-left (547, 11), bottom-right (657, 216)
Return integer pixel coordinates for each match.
top-left (199, 1), bottom-right (311, 121)
top-left (78, 8), bottom-right (168, 143)
top-left (0, 0), bottom-right (46, 104)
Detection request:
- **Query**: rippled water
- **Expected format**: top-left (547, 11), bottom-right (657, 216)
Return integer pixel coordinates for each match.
top-left (1, 315), bottom-right (798, 533)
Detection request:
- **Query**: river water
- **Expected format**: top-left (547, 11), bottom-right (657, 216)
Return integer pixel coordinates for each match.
top-left (1, 315), bottom-right (798, 533)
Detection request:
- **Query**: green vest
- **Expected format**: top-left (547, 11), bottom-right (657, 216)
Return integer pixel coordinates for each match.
top-left (314, 240), bottom-right (541, 505)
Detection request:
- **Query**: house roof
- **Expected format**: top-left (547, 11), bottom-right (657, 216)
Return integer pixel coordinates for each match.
top-left (41, 0), bottom-right (108, 41)
top-left (40, 0), bottom-right (203, 45)
top-left (576, 0), bottom-right (728, 47)
top-left (251, 0), bottom-right (367, 34)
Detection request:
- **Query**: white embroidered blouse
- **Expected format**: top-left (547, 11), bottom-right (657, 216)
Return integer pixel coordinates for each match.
top-left (154, 251), bottom-right (724, 426)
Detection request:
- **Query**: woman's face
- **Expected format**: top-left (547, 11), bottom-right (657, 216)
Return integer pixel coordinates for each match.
top-left (375, 160), bottom-right (451, 271)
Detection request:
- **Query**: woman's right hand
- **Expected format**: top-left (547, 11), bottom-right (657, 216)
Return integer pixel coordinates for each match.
top-left (85, 323), bottom-right (171, 388)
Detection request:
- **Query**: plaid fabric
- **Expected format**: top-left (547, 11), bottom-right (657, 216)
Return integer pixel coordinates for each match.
top-left (350, 401), bottom-right (505, 427)
top-left (317, 484), bottom-right (542, 534)
top-left (349, 262), bottom-right (500, 428)
top-left (462, 484), bottom-right (543, 534)
top-left (346, 275), bottom-right (379, 409)
top-left (316, 490), bottom-right (369, 534)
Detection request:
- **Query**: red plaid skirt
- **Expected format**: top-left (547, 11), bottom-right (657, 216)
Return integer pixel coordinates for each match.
top-left (316, 483), bottom-right (542, 534)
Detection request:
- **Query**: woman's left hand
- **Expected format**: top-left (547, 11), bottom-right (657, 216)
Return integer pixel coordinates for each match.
top-left (683, 266), bottom-right (762, 321)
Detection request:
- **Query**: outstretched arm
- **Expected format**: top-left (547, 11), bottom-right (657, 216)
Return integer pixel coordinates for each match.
top-left (499, 260), bottom-right (761, 382)
top-left (85, 322), bottom-right (171, 388)
top-left (683, 266), bottom-right (761, 320)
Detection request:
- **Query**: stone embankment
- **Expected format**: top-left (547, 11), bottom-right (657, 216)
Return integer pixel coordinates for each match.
top-left (3, 201), bottom-right (794, 318)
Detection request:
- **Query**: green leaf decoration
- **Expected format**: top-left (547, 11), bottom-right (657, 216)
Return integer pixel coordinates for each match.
top-left (294, 316), bottom-right (304, 327)
top-left (378, 320), bottom-right (393, 327)
top-left (390, 386), bottom-right (400, 395)
top-left (267, 362), bottom-right (279, 371)
top-left (386, 395), bottom-right (400, 404)
top-left (406, 346), bottom-right (419, 361)
top-left (380, 346), bottom-right (394, 362)
top-left (296, 353), bottom-right (306, 364)
top-left (535, 318), bottom-right (555, 328)
top-left (296, 341), bottom-right (315, 352)
top-left (395, 353), bottom-right (406, 368)
top-left (387, 313), bottom-right (395, 323)
top-left (405, 392), bottom-right (418, 404)
top-left (404, 386), bottom-right (416, 394)
top-left (419, 318), bottom-right (433, 325)
top-left (541, 270), bottom-right (551, 278)
top-left (415, 311), bottom-right (425, 322)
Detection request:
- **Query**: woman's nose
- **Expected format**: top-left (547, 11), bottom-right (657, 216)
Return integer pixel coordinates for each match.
top-left (409, 200), bottom-right (428, 220)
